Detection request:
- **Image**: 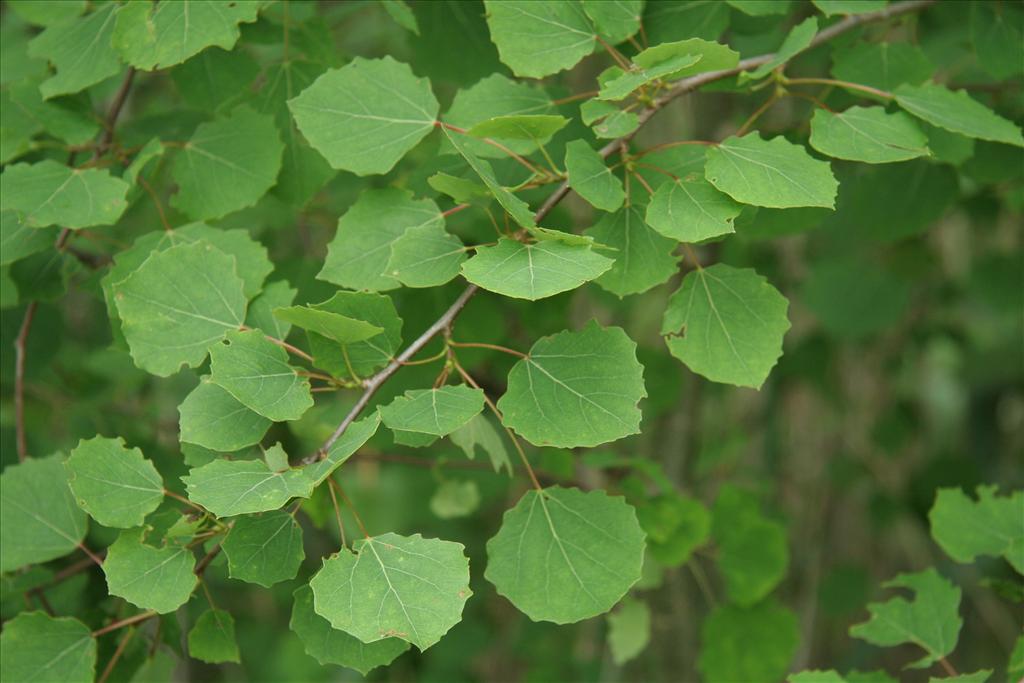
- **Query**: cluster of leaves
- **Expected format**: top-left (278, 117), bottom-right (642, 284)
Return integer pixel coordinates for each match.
top-left (0, 1), bottom-right (1021, 682)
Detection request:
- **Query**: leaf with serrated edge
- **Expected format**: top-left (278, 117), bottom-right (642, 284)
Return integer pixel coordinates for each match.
top-left (929, 486), bottom-right (1023, 574)
top-left (183, 458), bottom-right (313, 518)
top-left (584, 203), bottom-right (679, 297)
top-left (291, 585), bottom-right (409, 674)
top-left (0, 612), bottom-right (96, 683)
top-left (310, 533), bottom-right (471, 651)
top-left (662, 264), bottom-right (790, 389)
top-left (222, 511), bottom-right (304, 588)
top-left (303, 413), bottom-right (382, 487)
top-left (0, 160), bottom-right (129, 229)
top-left (289, 56), bottom-right (439, 175)
top-left (444, 128), bottom-right (537, 228)
top-left (379, 386), bottom-right (485, 436)
top-left (462, 238), bottom-right (612, 300)
top-left (743, 17), bottom-right (817, 81)
top-left (895, 82), bottom-right (1024, 148)
top-left (187, 608), bottom-right (240, 664)
top-left (485, 487), bottom-right (645, 623)
top-left (103, 529), bottom-right (197, 614)
top-left (178, 377), bottom-right (271, 452)
top-left (1, 454), bottom-right (87, 573)
top-left (385, 223), bottom-right (467, 288)
top-left (66, 436), bottom-right (164, 529)
top-left (468, 114), bottom-right (568, 140)
top-left (497, 322), bottom-right (646, 447)
top-left (484, 1), bottom-right (596, 78)
top-left (809, 106), bottom-right (931, 163)
top-left (645, 176), bottom-right (742, 242)
top-left (565, 140), bottom-right (625, 212)
top-left (272, 306), bottom-right (382, 344)
top-left (27, 4), bottom-right (120, 98)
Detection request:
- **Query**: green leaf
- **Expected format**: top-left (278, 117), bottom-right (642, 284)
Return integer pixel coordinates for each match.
top-left (929, 486), bottom-right (1023, 574)
top-left (302, 414), bottom-right (382, 487)
top-left (712, 485), bottom-right (789, 605)
top-left (0, 210), bottom-right (57, 265)
top-left (113, 241), bottom-right (247, 377)
top-left (187, 608), bottom-right (240, 664)
top-left (581, 0), bottom-right (643, 44)
top-left (443, 127), bottom-right (536, 228)
top-left (831, 41), bottom-right (933, 92)
top-left (382, 0), bottom-right (419, 34)
top-left (442, 73), bottom-right (554, 159)
top-left (742, 17), bottom-right (818, 81)
top-left (461, 238), bottom-right (612, 300)
top-left (428, 172), bottom-right (490, 205)
top-left (289, 56), bottom-right (439, 175)
top-left (584, 202), bottom-right (679, 298)
top-left (468, 114), bottom-right (568, 140)
top-left (634, 38), bottom-right (740, 78)
top-left (484, 1), bottom-right (595, 78)
top-left (183, 457), bottom-right (313, 517)
top-left (0, 160), bottom-right (129, 229)
top-left (789, 671), bottom-right (848, 683)
top-left (894, 83), bottom-right (1024, 148)
top-left (223, 511), bottom-right (305, 587)
top-left (319, 188), bottom-right (443, 291)
top-left (849, 568), bottom-right (963, 669)
top-left (645, 176), bottom-right (742, 242)
top-left (498, 322), bottom-right (646, 447)
top-left (310, 532), bottom-right (471, 651)
top-left (0, 612), bottom-right (95, 683)
top-left (565, 140), bottom-right (625, 212)
top-left (637, 493), bottom-right (711, 567)
top-left (597, 53), bottom-right (702, 101)
top-left (9, 1), bottom-right (87, 26)
top-left (971, 2), bottom-right (1024, 80)
top-left (27, 4), bottom-right (121, 99)
top-left (103, 529), bottom-right (197, 613)
top-left (929, 673), bottom-right (992, 683)
top-left (178, 377), bottom-right (271, 452)
top-left (698, 600), bottom-right (799, 683)
top-left (0, 454), bottom-right (87, 573)
top-left (172, 47), bottom-right (260, 113)
top-left (208, 329), bottom-right (313, 422)
top-left (430, 480), bottom-right (481, 519)
top-left (1010, 636), bottom-right (1024, 682)
top-left (813, 0), bottom-right (887, 15)
top-left (290, 585), bottom-right (409, 674)
top-left (705, 134), bottom-right (838, 209)
top-left (450, 413), bottom-right (512, 475)
top-left (485, 487), bottom-right (645, 623)
top-left (273, 306), bottom-right (382, 344)
top-left (66, 436), bottom-right (164, 529)
top-left (662, 264), bottom-right (790, 388)
top-left (385, 223), bottom-right (467, 288)
top-left (380, 386), bottom-right (485, 436)
top-left (607, 598), bottom-right (650, 665)
top-left (245, 280), bottom-right (297, 339)
top-left (644, 1), bottom-right (729, 44)
top-left (300, 292), bottom-right (403, 380)
top-left (809, 106), bottom-right (931, 163)
top-left (112, 0), bottom-right (259, 71)
top-left (170, 107), bottom-right (284, 220)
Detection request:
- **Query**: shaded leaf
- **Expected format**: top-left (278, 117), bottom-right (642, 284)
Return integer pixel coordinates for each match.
top-left (0, 612), bottom-right (95, 683)
top-left (188, 608), bottom-right (240, 664)
top-left (223, 511), bottom-right (304, 588)
top-left (0, 160), bottom-right (129, 229)
top-left (178, 377), bottom-right (271, 452)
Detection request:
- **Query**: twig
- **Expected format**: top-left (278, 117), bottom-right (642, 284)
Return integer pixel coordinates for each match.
top-left (447, 340), bottom-right (527, 358)
top-left (95, 68), bottom-right (136, 157)
top-left (328, 478), bottom-right (369, 538)
top-left (14, 302), bottom-right (38, 461)
top-left (194, 543), bottom-right (222, 576)
top-left (93, 611), bottom-right (157, 638)
top-left (97, 626), bottom-right (136, 683)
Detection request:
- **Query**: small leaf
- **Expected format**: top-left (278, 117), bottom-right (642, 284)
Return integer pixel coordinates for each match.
top-left (103, 529), bottom-right (197, 614)
top-left (633, 38), bottom-right (739, 78)
top-left (485, 487), bottom-right (645, 623)
top-left (831, 41), bottom-right (933, 92)
top-left (178, 377), bottom-right (271, 452)
top-left (319, 188), bottom-right (443, 291)
top-left (742, 17), bottom-right (818, 81)
top-left (929, 486), bottom-right (1023, 574)
top-left (0, 160), bottom-right (129, 229)
top-left (245, 280), bottom-right (298, 339)
top-left (183, 457), bottom-right (313, 517)
top-left (607, 598), bottom-right (651, 665)
top-left (698, 600), bottom-right (800, 683)
top-left (597, 53), bottom-right (702, 101)
top-left (726, 0), bottom-right (792, 15)
top-left (468, 114), bottom-right (568, 140)
top-left (638, 493), bottom-right (711, 567)
top-left (430, 480), bottom-right (481, 519)
top-left (272, 306), bottom-right (383, 344)
top-left (112, 0), bottom-right (259, 70)
top-left (222, 511), bottom-right (304, 588)
top-left (0, 612), bottom-right (95, 683)
top-left (170, 107), bottom-right (284, 220)
top-left (712, 485), bottom-right (789, 605)
top-left (565, 140), bottom-right (625, 212)
top-left (813, 1), bottom-right (887, 15)
top-left (289, 56), bottom-right (439, 175)
top-left (894, 82), bottom-right (1024, 148)
top-left (310, 533), bottom-right (471, 651)
top-left (584, 202), bottom-right (679, 298)
top-left (849, 568), bottom-right (963, 670)
top-left (113, 241), bottom-right (247, 377)
top-left (645, 176), bottom-right (742, 242)
top-left (27, 4), bottom-right (121, 98)
top-left (302, 413), bottom-right (383, 487)
top-left (66, 436), bottom-right (164, 529)
top-left (379, 386), bottom-right (485, 437)
top-left (498, 322), bottom-right (646, 448)
top-left (303, 292), bottom-right (403, 380)
top-left (928, 673), bottom-right (993, 683)
top-left (290, 585), bottom-right (409, 674)
top-left (484, 1), bottom-right (595, 78)
top-left (0, 211), bottom-right (57, 265)
top-left (581, 0), bottom-right (643, 44)
top-left (705, 134), bottom-right (839, 209)
top-left (385, 223), bottom-right (467, 288)
top-left (461, 238), bottom-right (612, 300)
top-left (789, 671), bottom-right (848, 683)
top-left (443, 73), bottom-right (554, 159)
top-left (187, 608), bottom-right (240, 664)
top-left (450, 413), bottom-right (512, 475)
top-left (444, 128), bottom-right (537, 228)
top-left (809, 106), bottom-right (931, 163)
top-left (662, 264), bottom-right (790, 389)
top-left (1, 454), bottom-right (87, 573)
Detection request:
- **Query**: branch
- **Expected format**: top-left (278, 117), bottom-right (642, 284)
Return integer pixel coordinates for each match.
top-left (311, 0), bottom-right (936, 460)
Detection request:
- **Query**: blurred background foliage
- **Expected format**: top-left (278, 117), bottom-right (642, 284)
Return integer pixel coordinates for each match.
top-left (1, 1), bottom-right (1021, 682)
